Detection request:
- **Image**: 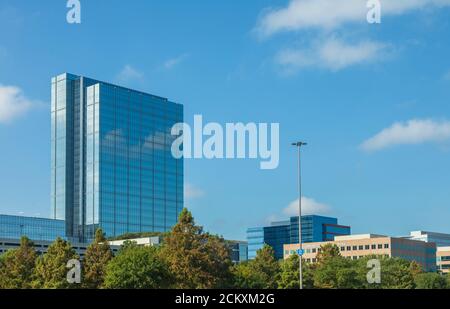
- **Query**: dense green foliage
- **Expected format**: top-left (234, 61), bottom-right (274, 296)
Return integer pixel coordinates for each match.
top-left (232, 245), bottom-right (280, 289)
top-left (160, 208), bottom-right (233, 288)
top-left (82, 229), bottom-right (113, 288)
top-left (32, 237), bottom-right (79, 289)
top-left (103, 242), bottom-right (171, 289)
top-left (0, 237), bottom-right (37, 289)
top-left (1, 211), bottom-right (449, 289)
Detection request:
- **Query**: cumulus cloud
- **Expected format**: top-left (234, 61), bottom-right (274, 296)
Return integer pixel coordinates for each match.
top-left (0, 84), bottom-right (35, 124)
top-left (276, 37), bottom-right (385, 72)
top-left (184, 183), bottom-right (205, 200)
top-left (283, 196), bottom-right (331, 216)
top-left (361, 119), bottom-right (450, 152)
top-left (116, 65), bottom-right (144, 82)
top-left (256, 0), bottom-right (450, 37)
top-left (164, 53), bottom-right (189, 70)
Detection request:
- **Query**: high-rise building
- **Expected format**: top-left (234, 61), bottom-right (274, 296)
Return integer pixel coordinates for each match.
top-left (51, 73), bottom-right (183, 242)
top-left (247, 215), bottom-right (351, 260)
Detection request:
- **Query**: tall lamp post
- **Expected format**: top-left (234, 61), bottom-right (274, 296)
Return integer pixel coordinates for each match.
top-left (292, 141), bottom-right (307, 289)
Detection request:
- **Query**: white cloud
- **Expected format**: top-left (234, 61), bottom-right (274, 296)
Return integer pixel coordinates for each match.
top-left (0, 84), bottom-right (34, 124)
top-left (276, 37), bottom-right (385, 72)
top-left (164, 53), bottom-right (189, 70)
top-left (257, 0), bottom-right (450, 37)
top-left (184, 183), bottom-right (205, 200)
top-left (361, 119), bottom-right (450, 152)
top-left (116, 65), bottom-right (143, 82)
top-left (283, 196), bottom-right (331, 216)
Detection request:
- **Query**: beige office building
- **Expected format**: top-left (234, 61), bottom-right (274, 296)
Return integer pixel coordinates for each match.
top-left (284, 234), bottom-right (436, 272)
top-left (437, 247), bottom-right (450, 274)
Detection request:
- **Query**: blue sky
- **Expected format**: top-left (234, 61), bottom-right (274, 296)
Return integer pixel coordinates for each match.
top-left (0, 0), bottom-right (450, 240)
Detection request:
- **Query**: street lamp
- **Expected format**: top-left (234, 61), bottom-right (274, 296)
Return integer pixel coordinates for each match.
top-left (292, 141), bottom-right (307, 289)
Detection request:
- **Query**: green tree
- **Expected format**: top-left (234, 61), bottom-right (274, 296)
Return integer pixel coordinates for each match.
top-left (316, 243), bottom-right (341, 264)
top-left (414, 273), bottom-right (448, 289)
top-left (379, 258), bottom-right (415, 289)
top-left (161, 208), bottom-right (233, 289)
top-left (232, 245), bottom-right (280, 289)
top-left (277, 254), bottom-right (314, 289)
top-left (314, 257), bottom-right (360, 289)
top-left (32, 237), bottom-right (79, 289)
top-left (0, 236), bottom-right (37, 289)
top-left (103, 244), bottom-right (171, 289)
top-left (82, 228), bottom-right (113, 289)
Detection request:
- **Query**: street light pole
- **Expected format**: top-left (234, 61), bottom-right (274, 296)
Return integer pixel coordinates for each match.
top-left (292, 141), bottom-right (307, 290)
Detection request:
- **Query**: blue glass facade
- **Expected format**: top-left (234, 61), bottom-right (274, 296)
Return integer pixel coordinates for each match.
top-left (51, 73), bottom-right (183, 242)
top-left (247, 215), bottom-right (351, 260)
top-left (0, 215), bottom-right (65, 242)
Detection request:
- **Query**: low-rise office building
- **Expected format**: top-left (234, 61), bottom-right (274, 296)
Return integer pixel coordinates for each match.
top-left (0, 214), bottom-right (65, 242)
top-left (284, 234), bottom-right (437, 272)
top-left (0, 237), bottom-right (120, 258)
top-left (437, 246), bottom-right (450, 274)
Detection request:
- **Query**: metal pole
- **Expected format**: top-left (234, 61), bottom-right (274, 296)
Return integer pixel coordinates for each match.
top-left (292, 141), bottom-right (306, 289)
top-left (297, 145), bottom-right (303, 290)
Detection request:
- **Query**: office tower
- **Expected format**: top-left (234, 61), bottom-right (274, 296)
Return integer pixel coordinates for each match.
top-left (247, 215), bottom-right (351, 259)
top-left (51, 73), bottom-right (183, 242)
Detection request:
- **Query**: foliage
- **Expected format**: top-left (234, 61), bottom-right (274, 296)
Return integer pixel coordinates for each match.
top-left (82, 229), bottom-right (113, 289)
top-left (414, 272), bottom-right (448, 289)
top-left (103, 244), bottom-right (171, 289)
top-left (32, 237), bottom-right (79, 289)
top-left (160, 208), bottom-right (233, 289)
top-left (277, 254), bottom-right (314, 289)
top-left (0, 237), bottom-right (37, 289)
top-left (232, 244), bottom-right (280, 289)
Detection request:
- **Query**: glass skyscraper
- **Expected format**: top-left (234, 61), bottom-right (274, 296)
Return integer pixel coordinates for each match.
top-left (51, 73), bottom-right (183, 242)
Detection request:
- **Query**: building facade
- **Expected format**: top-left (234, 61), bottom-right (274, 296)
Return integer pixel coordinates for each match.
top-left (404, 231), bottom-right (450, 247)
top-left (437, 247), bottom-right (450, 274)
top-left (0, 237), bottom-right (120, 258)
top-left (228, 240), bottom-right (249, 263)
top-left (284, 234), bottom-right (437, 272)
top-left (51, 73), bottom-right (183, 242)
top-left (247, 215), bottom-right (351, 260)
top-left (0, 215), bottom-right (65, 242)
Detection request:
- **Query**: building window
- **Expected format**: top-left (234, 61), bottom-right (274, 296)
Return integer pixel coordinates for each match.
top-left (378, 244), bottom-right (383, 249)
top-left (347, 246), bottom-right (351, 251)
top-left (365, 245), bottom-right (370, 250)
top-left (340, 246), bottom-right (345, 251)
top-left (353, 246), bottom-right (357, 250)
top-left (312, 248), bottom-right (316, 253)
top-left (384, 244), bottom-right (389, 249)
top-left (359, 245), bottom-right (364, 250)
top-left (371, 244), bottom-right (376, 250)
